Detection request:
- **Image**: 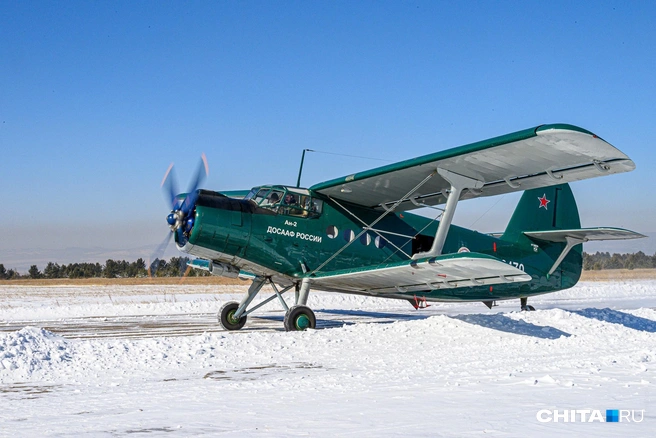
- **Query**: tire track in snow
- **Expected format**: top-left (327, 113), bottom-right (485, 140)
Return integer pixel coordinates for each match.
top-left (0, 310), bottom-right (423, 339)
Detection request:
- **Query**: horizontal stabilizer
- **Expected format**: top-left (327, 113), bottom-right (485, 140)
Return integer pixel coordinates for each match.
top-left (525, 228), bottom-right (646, 276)
top-left (310, 253), bottom-right (531, 295)
top-left (524, 227), bottom-right (646, 243)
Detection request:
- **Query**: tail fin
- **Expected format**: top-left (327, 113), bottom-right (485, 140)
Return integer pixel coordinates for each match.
top-left (503, 183), bottom-right (582, 287)
top-left (503, 183), bottom-right (581, 239)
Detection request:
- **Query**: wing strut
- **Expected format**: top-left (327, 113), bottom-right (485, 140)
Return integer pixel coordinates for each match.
top-left (412, 168), bottom-right (484, 260)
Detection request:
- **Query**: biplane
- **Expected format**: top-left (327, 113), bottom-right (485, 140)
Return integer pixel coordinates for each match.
top-left (156, 124), bottom-right (644, 331)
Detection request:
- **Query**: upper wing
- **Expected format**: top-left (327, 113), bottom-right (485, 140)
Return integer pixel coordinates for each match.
top-left (310, 124), bottom-right (635, 211)
top-left (309, 252), bottom-right (531, 295)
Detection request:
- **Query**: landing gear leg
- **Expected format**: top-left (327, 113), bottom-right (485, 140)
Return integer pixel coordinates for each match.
top-left (297, 277), bottom-right (311, 306)
top-left (219, 276), bottom-right (317, 331)
top-left (520, 297), bottom-right (535, 311)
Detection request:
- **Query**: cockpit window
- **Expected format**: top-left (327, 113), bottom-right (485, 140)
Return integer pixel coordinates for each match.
top-left (244, 189), bottom-right (257, 201)
top-left (280, 193), bottom-right (323, 218)
top-left (248, 188), bottom-right (284, 212)
top-left (310, 198), bottom-right (323, 215)
top-left (251, 188), bottom-right (271, 205)
top-left (247, 187), bottom-right (323, 218)
top-left (262, 190), bottom-right (284, 210)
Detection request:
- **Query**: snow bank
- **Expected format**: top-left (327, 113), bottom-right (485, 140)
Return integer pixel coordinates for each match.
top-left (0, 327), bottom-right (71, 379)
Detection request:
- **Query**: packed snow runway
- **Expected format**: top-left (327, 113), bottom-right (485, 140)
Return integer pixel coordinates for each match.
top-left (1, 282), bottom-right (655, 436)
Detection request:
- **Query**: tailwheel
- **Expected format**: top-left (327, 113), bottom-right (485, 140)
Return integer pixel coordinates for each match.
top-left (520, 298), bottom-right (535, 312)
top-left (284, 305), bottom-right (316, 331)
top-left (219, 301), bottom-right (247, 330)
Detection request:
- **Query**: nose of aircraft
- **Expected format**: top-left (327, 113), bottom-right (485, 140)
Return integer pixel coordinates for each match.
top-left (150, 154), bottom-right (209, 276)
top-left (160, 153), bottom-right (208, 235)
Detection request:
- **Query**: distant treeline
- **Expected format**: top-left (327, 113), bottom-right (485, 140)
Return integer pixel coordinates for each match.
top-left (0, 257), bottom-right (210, 280)
top-left (583, 251), bottom-right (656, 271)
top-left (1, 252), bottom-right (655, 280)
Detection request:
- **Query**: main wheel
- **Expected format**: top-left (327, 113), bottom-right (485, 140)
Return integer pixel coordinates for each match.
top-left (219, 301), bottom-right (247, 330)
top-left (284, 305), bottom-right (316, 331)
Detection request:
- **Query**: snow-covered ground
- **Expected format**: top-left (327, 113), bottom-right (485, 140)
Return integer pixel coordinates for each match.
top-left (1, 281), bottom-right (655, 436)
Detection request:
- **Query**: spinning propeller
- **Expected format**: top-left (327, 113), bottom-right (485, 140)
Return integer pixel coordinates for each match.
top-left (149, 154), bottom-right (209, 276)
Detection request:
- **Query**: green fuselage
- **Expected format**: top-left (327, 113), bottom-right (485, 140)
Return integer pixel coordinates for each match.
top-left (177, 186), bottom-right (581, 302)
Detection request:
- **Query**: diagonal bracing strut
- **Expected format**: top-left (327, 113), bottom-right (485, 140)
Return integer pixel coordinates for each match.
top-left (310, 170), bottom-right (438, 275)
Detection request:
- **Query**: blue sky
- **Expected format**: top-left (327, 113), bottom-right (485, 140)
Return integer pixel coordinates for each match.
top-left (1, 1), bottom-right (655, 267)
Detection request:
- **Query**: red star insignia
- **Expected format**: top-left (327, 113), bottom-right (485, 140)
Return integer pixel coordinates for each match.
top-left (538, 194), bottom-right (550, 210)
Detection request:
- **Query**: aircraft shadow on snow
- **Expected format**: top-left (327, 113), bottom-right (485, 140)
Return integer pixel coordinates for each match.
top-left (254, 309), bottom-right (427, 330)
top-left (309, 309), bottom-right (571, 339)
top-left (572, 308), bottom-right (656, 333)
top-left (450, 314), bottom-right (570, 339)
top-left (254, 308), bottom-right (656, 337)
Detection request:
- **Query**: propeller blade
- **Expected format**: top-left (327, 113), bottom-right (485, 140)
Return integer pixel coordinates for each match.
top-left (181, 153), bottom-right (209, 215)
top-left (148, 231), bottom-right (173, 277)
top-left (161, 163), bottom-right (180, 210)
top-left (187, 153), bottom-right (209, 193)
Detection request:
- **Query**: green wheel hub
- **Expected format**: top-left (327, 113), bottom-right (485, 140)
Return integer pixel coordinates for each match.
top-left (295, 314), bottom-right (311, 330)
top-left (227, 310), bottom-right (239, 325)
top-left (219, 301), bottom-right (247, 331)
top-left (284, 305), bottom-right (316, 331)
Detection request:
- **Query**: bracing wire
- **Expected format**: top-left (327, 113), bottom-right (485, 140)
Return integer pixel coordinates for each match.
top-left (468, 194), bottom-right (506, 229)
top-left (309, 149), bottom-right (393, 162)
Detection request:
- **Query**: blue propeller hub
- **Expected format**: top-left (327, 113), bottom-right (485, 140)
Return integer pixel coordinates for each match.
top-left (167, 213), bottom-right (176, 226)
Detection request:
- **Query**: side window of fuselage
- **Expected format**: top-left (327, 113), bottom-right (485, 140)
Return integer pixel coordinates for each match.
top-left (310, 199), bottom-right (323, 216)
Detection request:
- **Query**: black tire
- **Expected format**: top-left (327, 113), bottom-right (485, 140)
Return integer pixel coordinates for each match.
top-left (284, 305), bottom-right (316, 331)
top-left (219, 301), bottom-right (247, 330)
